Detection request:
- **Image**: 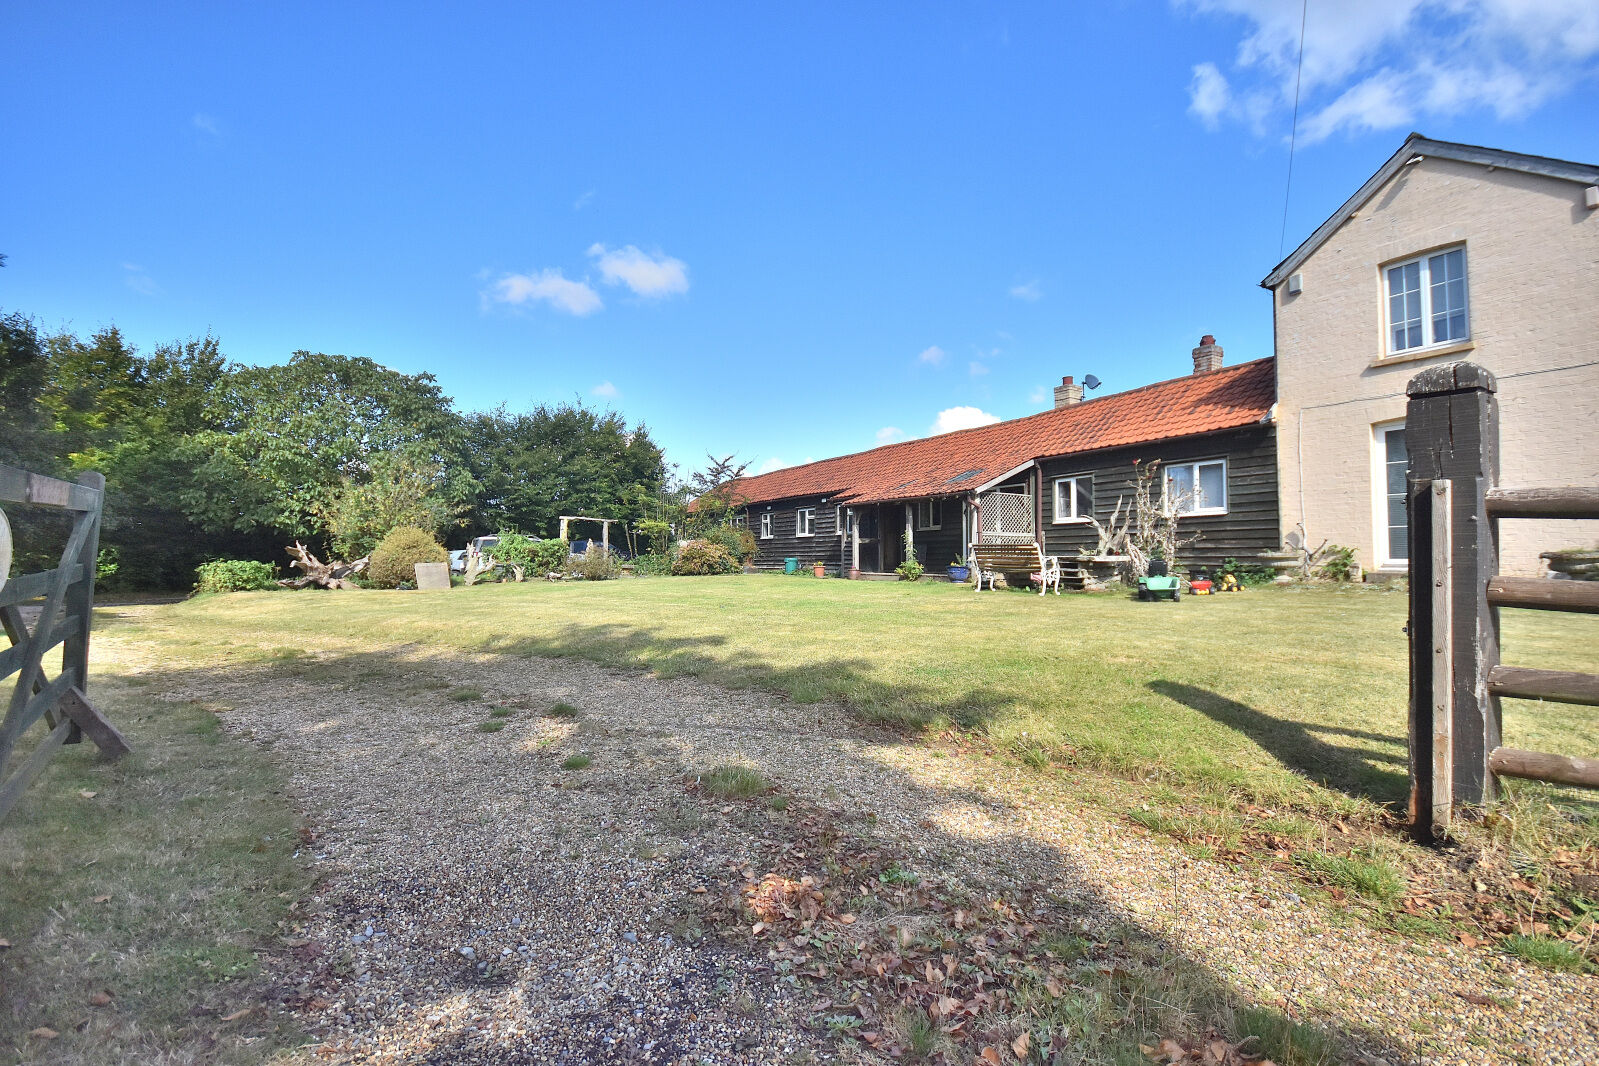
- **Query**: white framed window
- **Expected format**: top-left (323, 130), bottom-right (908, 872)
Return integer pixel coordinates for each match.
top-left (1052, 475), bottom-right (1093, 523)
top-left (836, 506), bottom-right (855, 537)
top-left (796, 507), bottom-right (815, 537)
top-left (759, 512), bottom-right (773, 539)
top-left (916, 499), bottom-right (942, 530)
top-left (1385, 246), bottom-right (1468, 354)
top-left (1165, 459), bottom-right (1227, 516)
top-left (1376, 422), bottom-right (1408, 568)
top-left (730, 513), bottom-right (748, 529)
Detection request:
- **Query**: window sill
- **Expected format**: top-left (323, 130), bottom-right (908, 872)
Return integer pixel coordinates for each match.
top-left (1177, 509), bottom-right (1229, 519)
top-left (1051, 518), bottom-right (1092, 525)
top-left (1370, 340), bottom-right (1474, 369)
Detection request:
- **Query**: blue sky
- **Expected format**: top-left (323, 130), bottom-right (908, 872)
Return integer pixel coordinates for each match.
top-left (5, 2), bottom-right (1596, 481)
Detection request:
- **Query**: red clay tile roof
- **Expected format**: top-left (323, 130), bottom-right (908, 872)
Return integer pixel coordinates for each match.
top-left (723, 357), bottom-right (1276, 506)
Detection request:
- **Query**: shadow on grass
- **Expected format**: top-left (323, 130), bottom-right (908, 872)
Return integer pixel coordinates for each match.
top-left (474, 622), bottom-right (1024, 733)
top-left (1148, 680), bottom-right (1408, 807)
top-left (81, 630), bottom-right (1425, 1066)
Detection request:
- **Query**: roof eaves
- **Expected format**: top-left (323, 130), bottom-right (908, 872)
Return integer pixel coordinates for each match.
top-left (1260, 133), bottom-right (1599, 290)
top-left (971, 459), bottom-right (1037, 495)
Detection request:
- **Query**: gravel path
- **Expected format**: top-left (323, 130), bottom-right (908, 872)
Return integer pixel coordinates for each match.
top-left (125, 637), bottom-right (1597, 1066)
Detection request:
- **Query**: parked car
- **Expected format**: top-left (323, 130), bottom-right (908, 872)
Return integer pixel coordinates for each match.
top-left (570, 538), bottom-right (631, 560)
top-left (450, 536), bottom-right (500, 573)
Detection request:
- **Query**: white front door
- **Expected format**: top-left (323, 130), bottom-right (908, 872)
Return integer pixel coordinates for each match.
top-left (1376, 423), bottom-right (1408, 569)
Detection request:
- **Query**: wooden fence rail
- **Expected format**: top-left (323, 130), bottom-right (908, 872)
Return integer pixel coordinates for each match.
top-left (1405, 364), bottom-right (1599, 841)
top-left (0, 466), bottom-right (129, 824)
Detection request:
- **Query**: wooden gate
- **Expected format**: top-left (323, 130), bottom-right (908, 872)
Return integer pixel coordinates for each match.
top-left (0, 466), bottom-right (129, 824)
top-left (1405, 364), bottom-right (1599, 842)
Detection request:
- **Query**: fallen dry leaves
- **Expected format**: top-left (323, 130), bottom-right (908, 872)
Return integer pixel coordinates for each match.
top-left (1139, 1033), bottom-right (1277, 1065)
top-left (700, 797), bottom-right (1297, 1064)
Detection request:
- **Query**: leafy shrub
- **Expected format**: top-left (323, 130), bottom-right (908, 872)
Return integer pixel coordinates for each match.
top-left (895, 558), bottom-right (924, 581)
top-left (634, 518), bottom-right (673, 556)
top-left (532, 538), bottom-right (570, 575)
top-left (672, 540), bottom-right (738, 576)
top-left (1316, 544), bottom-right (1359, 582)
top-left (573, 546), bottom-right (620, 580)
top-left (194, 559), bottom-right (277, 594)
top-left (368, 527), bottom-right (448, 589)
top-left (490, 531), bottom-right (537, 579)
top-left (633, 551), bottom-right (674, 575)
top-left (1221, 556), bottom-right (1277, 586)
top-left (703, 524), bottom-right (756, 564)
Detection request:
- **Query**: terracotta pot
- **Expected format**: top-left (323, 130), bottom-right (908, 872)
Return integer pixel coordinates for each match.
top-left (813, 564), bottom-right (825, 577)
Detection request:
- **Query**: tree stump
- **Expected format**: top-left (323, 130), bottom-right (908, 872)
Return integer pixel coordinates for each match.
top-left (278, 542), bottom-right (369, 590)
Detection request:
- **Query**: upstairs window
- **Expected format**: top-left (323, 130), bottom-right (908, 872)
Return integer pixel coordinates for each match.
top-left (1052, 476), bottom-right (1093, 523)
top-left (916, 499), bottom-right (942, 529)
top-left (759, 512), bottom-right (773, 539)
top-left (1386, 247), bottom-right (1468, 353)
top-left (1165, 459), bottom-right (1227, 516)
top-left (796, 507), bottom-right (815, 537)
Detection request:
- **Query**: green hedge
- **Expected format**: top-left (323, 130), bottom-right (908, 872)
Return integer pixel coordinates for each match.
top-left (194, 559), bottom-right (277, 594)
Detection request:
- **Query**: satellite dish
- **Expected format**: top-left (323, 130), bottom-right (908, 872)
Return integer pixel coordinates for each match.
top-left (1083, 374), bottom-right (1102, 390)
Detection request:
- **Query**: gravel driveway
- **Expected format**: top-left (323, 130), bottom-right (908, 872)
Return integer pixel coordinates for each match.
top-left (137, 642), bottom-right (1597, 1066)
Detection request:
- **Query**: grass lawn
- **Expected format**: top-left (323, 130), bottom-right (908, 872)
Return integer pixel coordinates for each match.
top-left (129, 574), bottom-right (1597, 822)
top-left (0, 657), bottom-right (309, 1063)
top-left (3, 574), bottom-right (1593, 1062)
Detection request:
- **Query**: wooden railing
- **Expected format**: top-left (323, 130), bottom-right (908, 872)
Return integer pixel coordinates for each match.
top-left (1405, 365), bottom-right (1598, 842)
top-left (0, 466), bottom-right (129, 824)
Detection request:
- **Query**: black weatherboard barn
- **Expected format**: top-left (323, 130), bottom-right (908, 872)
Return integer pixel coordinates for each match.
top-left (720, 338), bottom-right (1282, 577)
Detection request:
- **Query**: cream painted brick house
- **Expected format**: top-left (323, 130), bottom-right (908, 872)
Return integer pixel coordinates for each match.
top-left (1262, 134), bottom-right (1599, 577)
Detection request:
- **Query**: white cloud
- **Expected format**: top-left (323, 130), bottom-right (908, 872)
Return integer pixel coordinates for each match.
top-left (1187, 62), bottom-right (1232, 127)
top-left (485, 269), bottom-right (603, 315)
top-left (931, 406), bottom-right (1001, 435)
top-left (756, 457), bottom-right (789, 474)
top-left (968, 361), bottom-right (990, 377)
top-left (875, 426), bottom-right (905, 444)
top-left (587, 244), bottom-right (689, 297)
top-left (192, 113), bottom-right (220, 136)
top-left (1181, 0), bottom-right (1599, 142)
top-left (1028, 385), bottom-right (1050, 405)
top-left (573, 189), bottom-right (595, 210)
top-left (1298, 72), bottom-right (1413, 142)
top-left (1009, 279), bottom-right (1042, 301)
top-left (123, 263), bottom-right (159, 296)
top-left (917, 344), bottom-right (947, 366)
top-left (591, 381), bottom-right (618, 398)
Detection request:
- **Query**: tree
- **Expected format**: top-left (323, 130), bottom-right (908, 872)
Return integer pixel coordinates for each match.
top-left (462, 402), bottom-right (668, 540)
top-left (315, 452), bottom-right (466, 559)
top-left (0, 310), bottom-right (53, 469)
top-left (684, 453), bottom-right (750, 533)
top-left (178, 351), bottom-right (475, 545)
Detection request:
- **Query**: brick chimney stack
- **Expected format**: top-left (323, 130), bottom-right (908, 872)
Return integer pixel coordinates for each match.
top-left (1192, 334), bottom-right (1224, 374)
top-left (1053, 375), bottom-right (1084, 408)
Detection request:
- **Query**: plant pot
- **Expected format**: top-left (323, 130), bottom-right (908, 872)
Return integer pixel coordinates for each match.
top-left (813, 564), bottom-right (826, 578)
top-left (948, 566), bottom-right (970, 582)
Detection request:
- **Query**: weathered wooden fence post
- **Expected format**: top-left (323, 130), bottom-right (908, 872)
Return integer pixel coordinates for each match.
top-left (1405, 363), bottom-right (1500, 840)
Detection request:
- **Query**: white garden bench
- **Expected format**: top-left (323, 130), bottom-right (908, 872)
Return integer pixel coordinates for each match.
top-left (968, 542), bottom-right (1063, 595)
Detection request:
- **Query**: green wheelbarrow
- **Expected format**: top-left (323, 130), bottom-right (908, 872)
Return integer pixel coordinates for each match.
top-left (1138, 559), bottom-right (1181, 601)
